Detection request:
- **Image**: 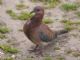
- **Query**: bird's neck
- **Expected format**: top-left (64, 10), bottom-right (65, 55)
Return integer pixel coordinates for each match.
top-left (28, 21), bottom-right (41, 29)
top-left (29, 14), bottom-right (44, 27)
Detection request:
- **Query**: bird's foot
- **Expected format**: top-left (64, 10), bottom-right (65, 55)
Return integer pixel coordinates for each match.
top-left (28, 45), bottom-right (39, 53)
top-left (28, 49), bottom-right (37, 53)
top-left (28, 45), bottom-right (44, 56)
top-left (35, 49), bottom-right (43, 56)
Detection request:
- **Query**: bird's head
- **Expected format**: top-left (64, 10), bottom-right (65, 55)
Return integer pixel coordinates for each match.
top-left (30, 6), bottom-right (44, 21)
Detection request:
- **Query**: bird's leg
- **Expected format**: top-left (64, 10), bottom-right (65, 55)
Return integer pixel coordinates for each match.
top-left (35, 45), bottom-right (44, 56)
top-left (28, 45), bottom-right (39, 53)
top-left (29, 45), bottom-right (44, 56)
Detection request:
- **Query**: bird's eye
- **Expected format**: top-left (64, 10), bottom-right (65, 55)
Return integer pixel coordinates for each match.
top-left (36, 9), bottom-right (40, 11)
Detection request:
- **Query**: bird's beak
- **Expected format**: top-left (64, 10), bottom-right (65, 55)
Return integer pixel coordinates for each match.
top-left (30, 10), bottom-right (34, 14)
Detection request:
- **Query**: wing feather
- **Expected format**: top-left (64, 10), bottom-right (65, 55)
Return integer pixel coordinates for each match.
top-left (39, 31), bottom-right (56, 42)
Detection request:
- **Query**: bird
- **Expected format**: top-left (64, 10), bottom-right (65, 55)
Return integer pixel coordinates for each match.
top-left (23, 6), bottom-right (68, 53)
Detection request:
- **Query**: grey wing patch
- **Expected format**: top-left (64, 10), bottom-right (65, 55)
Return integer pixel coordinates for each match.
top-left (39, 32), bottom-right (53, 42)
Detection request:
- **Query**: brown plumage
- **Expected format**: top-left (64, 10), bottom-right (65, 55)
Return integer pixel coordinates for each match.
top-left (23, 6), bottom-right (68, 52)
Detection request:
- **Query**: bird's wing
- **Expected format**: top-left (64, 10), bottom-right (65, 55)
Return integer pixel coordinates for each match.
top-left (38, 26), bottom-right (57, 42)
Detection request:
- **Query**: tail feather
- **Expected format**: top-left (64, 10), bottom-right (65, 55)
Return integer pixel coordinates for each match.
top-left (56, 30), bottom-right (68, 35)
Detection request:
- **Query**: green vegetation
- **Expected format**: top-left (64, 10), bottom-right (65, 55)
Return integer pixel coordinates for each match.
top-left (61, 20), bottom-right (71, 25)
top-left (66, 49), bottom-right (73, 54)
top-left (44, 0), bottom-right (60, 8)
top-left (26, 58), bottom-right (33, 60)
top-left (7, 10), bottom-right (54, 22)
top-left (16, 3), bottom-right (28, 10)
top-left (61, 20), bottom-right (80, 31)
top-left (0, 34), bottom-right (6, 39)
top-left (57, 57), bottom-right (65, 60)
top-left (32, 0), bottom-right (60, 8)
top-left (76, 12), bottom-right (80, 17)
top-left (0, 44), bottom-right (18, 53)
top-left (0, 0), bottom-right (2, 5)
top-left (6, 10), bottom-right (34, 20)
top-left (64, 25), bottom-right (74, 31)
top-left (72, 51), bottom-right (80, 57)
top-left (0, 26), bottom-right (9, 34)
top-left (61, 3), bottom-right (78, 11)
top-left (4, 57), bottom-right (13, 60)
top-left (61, 20), bottom-right (80, 25)
top-left (44, 56), bottom-right (52, 60)
top-left (0, 25), bottom-right (9, 39)
top-left (43, 18), bottom-right (53, 24)
top-left (54, 46), bottom-right (60, 50)
top-left (66, 49), bottom-right (80, 57)
top-left (17, 12), bottom-right (33, 20)
top-left (56, 55), bottom-right (65, 60)
top-left (61, 20), bottom-right (74, 31)
top-left (6, 10), bottom-right (17, 19)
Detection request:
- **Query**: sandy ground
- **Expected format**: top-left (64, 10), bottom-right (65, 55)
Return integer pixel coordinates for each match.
top-left (0, 0), bottom-right (80, 60)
